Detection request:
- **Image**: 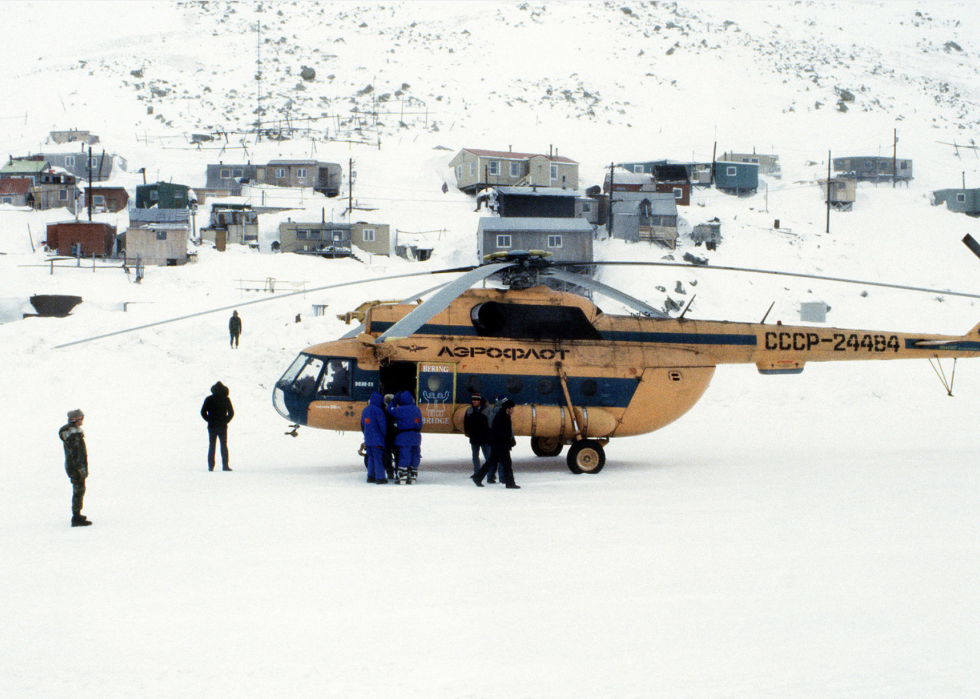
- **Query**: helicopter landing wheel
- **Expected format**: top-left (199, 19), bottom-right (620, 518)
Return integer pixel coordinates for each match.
top-left (530, 436), bottom-right (563, 457)
top-left (567, 439), bottom-right (605, 474)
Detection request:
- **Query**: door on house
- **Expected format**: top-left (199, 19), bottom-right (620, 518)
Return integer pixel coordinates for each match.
top-left (417, 362), bottom-right (456, 433)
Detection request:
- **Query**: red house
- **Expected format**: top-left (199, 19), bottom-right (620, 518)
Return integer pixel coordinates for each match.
top-left (84, 186), bottom-right (129, 213)
top-left (45, 221), bottom-right (116, 257)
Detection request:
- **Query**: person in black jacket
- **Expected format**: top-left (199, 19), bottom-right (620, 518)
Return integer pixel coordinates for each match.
top-left (201, 381), bottom-right (235, 471)
top-left (59, 409), bottom-right (92, 527)
top-left (229, 311), bottom-right (242, 348)
top-left (471, 399), bottom-right (520, 489)
top-left (463, 393), bottom-right (492, 477)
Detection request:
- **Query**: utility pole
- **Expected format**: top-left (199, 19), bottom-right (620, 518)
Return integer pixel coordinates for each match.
top-left (255, 13), bottom-right (262, 142)
top-left (893, 128), bottom-right (898, 188)
top-left (87, 146), bottom-right (93, 221)
top-left (710, 141), bottom-right (717, 186)
top-left (826, 150), bottom-right (832, 234)
top-left (608, 162), bottom-right (615, 239)
top-left (348, 157), bottom-right (353, 222)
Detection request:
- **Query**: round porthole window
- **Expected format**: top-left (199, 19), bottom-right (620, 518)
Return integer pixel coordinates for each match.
top-left (581, 379), bottom-right (598, 397)
top-left (537, 378), bottom-right (554, 395)
top-left (506, 377), bottom-right (524, 394)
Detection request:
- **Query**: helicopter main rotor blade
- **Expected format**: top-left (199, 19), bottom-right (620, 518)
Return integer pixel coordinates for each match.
top-left (554, 261), bottom-right (980, 301)
top-left (339, 279), bottom-right (461, 340)
top-left (374, 262), bottom-right (513, 343)
top-left (543, 267), bottom-right (669, 318)
top-left (53, 266), bottom-right (477, 350)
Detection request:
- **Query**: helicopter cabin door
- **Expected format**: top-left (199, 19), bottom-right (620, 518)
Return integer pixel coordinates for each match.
top-left (417, 362), bottom-right (456, 433)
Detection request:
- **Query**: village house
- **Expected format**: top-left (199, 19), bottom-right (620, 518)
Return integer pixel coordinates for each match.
top-left (692, 218), bottom-right (722, 248)
top-left (350, 221), bottom-right (393, 257)
top-left (279, 221), bottom-right (353, 257)
top-left (136, 181), bottom-right (192, 209)
top-left (33, 169), bottom-right (81, 213)
top-left (713, 161), bottom-right (759, 193)
top-left (450, 148), bottom-right (579, 194)
top-left (476, 217), bottom-right (594, 263)
top-left (84, 186), bottom-right (129, 213)
top-left (721, 151), bottom-right (782, 178)
top-left (610, 162), bottom-right (692, 205)
top-left (45, 221), bottom-right (116, 257)
top-left (1, 157), bottom-right (48, 184)
top-left (609, 191), bottom-right (679, 248)
top-left (833, 156), bottom-right (913, 182)
top-left (932, 188), bottom-right (980, 217)
top-left (818, 176), bottom-right (857, 211)
top-left (49, 129), bottom-right (99, 145)
top-left (0, 178), bottom-right (33, 207)
top-left (39, 150), bottom-right (123, 182)
top-left (206, 160), bottom-right (342, 197)
top-left (122, 224), bottom-right (189, 266)
top-left (199, 204), bottom-right (259, 248)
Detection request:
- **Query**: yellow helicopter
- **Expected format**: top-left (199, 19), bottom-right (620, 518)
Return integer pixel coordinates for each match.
top-left (269, 249), bottom-right (980, 473)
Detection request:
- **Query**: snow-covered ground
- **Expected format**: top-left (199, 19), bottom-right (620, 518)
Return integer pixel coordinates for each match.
top-left (2, 2), bottom-right (980, 697)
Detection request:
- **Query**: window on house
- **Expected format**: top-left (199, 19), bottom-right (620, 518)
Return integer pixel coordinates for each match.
top-left (94, 195), bottom-right (105, 206)
top-left (496, 234), bottom-right (511, 248)
top-left (296, 230), bottom-right (308, 240)
top-left (59, 189), bottom-right (68, 201)
top-left (634, 165), bottom-right (644, 174)
top-left (548, 235), bottom-right (562, 248)
top-left (470, 162), bottom-right (476, 177)
top-left (333, 232), bottom-right (344, 241)
top-left (276, 168), bottom-right (286, 178)
top-left (65, 156), bottom-right (75, 167)
top-left (456, 165), bottom-right (463, 181)
top-left (2, 197), bottom-right (11, 205)
top-left (550, 164), bottom-right (558, 180)
top-left (233, 169), bottom-right (243, 178)
top-left (296, 168), bottom-right (307, 179)
top-left (957, 193), bottom-right (967, 203)
top-left (673, 188), bottom-right (683, 199)
top-left (174, 191), bottom-right (183, 201)
top-left (726, 166), bottom-right (737, 177)
top-left (220, 168), bottom-right (232, 179)
top-left (488, 160), bottom-right (499, 176)
top-left (308, 230), bottom-right (321, 240)
top-left (362, 228), bottom-right (375, 242)
top-left (156, 231), bottom-right (167, 241)
top-left (750, 158), bottom-right (759, 163)
top-left (900, 162), bottom-right (908, 170)
top-left (150, 190), bottom-right (159, 201)
top-left (581, 201), bottom-right (592, 213)
top-left (509, 161), bottom-right (521, 178)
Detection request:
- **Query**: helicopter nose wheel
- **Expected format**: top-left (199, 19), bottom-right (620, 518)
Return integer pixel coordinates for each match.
top-left (530, 436), bottom-right (564, 457)
top-left (566, 439), bottom-right (606, 474)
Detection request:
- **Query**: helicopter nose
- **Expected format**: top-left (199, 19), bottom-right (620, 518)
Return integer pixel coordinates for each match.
top-left (273, 380), bottom-right (309, 425)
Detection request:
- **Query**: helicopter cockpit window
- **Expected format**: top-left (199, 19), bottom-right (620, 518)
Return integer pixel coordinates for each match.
top-left (470, 302), bottom-right (601, 341)
top-left (282, 355), bottom-right (325, 397)
top-left (317, 359), bottom-right (351, 398)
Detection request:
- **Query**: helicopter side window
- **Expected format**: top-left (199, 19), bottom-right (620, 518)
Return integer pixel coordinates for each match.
top-left (317, 359), bottom-right (351, 398)
top-left (506, 377), bottom-right (524, 395)
top-left (471, 302), bottom-right (601, 341)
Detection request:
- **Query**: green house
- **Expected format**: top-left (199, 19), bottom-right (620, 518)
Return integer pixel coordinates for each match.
top-left (135, 181), bottom-right (191, 209)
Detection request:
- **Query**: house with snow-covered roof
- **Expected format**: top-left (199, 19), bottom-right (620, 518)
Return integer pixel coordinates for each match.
top-left (450, 148), bottom-right (579, 194)
top-left (0, 178), bottom-right (34, 207)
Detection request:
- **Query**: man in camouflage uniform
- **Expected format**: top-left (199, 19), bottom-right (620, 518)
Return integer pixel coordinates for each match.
top-left (59, 409), bottom-right (92, 527)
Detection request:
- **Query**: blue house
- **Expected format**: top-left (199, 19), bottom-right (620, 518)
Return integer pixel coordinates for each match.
top-left (713, 161), bottom-right (759, 193)
top-left (932, 188), bottom-right (980, 217)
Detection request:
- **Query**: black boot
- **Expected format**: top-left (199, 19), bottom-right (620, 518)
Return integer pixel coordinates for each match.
top-left (71, 515), bottom-right (92, 527)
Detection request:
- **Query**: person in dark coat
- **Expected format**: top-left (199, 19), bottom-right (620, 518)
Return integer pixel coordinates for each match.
top-left (201, 381), bottom-right (235, 471)
top-left (361, 392), bottom-right (388, 484)
top-left (59, 409), bottom-right (92, 526)
top-left (382, 393), bottom-right (397, 480)
top-left (463, 393), bottom-right (492, 478)
top-left (229, 310), bottom-right (242, 348)
top-left (386, 390), bottom-right (422, 483)
top-left (472, 399), bottom-right (520, 489)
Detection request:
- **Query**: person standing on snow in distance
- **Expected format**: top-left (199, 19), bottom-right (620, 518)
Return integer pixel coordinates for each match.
top-left (361, 392), bottom-right (388, 484)
top-left (386, 390), bottom-right (422, 484)
top-left (201, 381), bottom-right (234, 471)
top-left (229, 310), bottom-right (242, 348)
top-left (382, 393), bottom-right (397, 480)
top-left (59, 409), bottom-right (92, 527)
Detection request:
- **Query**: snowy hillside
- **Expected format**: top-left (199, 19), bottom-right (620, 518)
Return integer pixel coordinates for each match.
top-left (2, 2), bottom-right (980, 698)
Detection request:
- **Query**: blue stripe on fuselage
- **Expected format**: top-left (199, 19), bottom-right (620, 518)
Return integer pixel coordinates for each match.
top-left (369, 321), bottom-right (756, 346)
top-left (905, 339), bottom-right (980, 351)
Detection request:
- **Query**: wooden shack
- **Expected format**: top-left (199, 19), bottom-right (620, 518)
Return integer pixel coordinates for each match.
top-left (45, 221), bottom-right (116, 257)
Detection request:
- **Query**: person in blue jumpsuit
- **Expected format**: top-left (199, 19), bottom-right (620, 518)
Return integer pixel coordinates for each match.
top-left (386, 390), bottom-right (422, 484)
top-left (361, 392), bottom-right (388, 484)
